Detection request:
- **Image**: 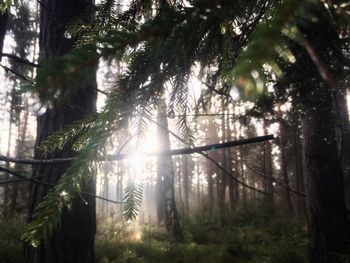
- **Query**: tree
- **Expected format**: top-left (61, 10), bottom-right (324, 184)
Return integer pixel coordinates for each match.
top-left (24, 0), bottom-right (97, 262)
top-left (156, 98), bottom-right (182, 239)
top-left (0, 8), bottom-right (7, 60)
top-left (19, 1), bottom-right (350, 262)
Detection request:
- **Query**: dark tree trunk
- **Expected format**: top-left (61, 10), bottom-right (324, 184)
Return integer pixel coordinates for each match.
top-left (335, 90), bottom-right (350, 207)
top-left (303, 86), bottom-right (350, 263)
top-left (296, 7), bottom-right (350, 261)
top-left (292, 114), bottom-right (306, 217)
top-left (182, 155), bottom-right (189, 216)
top-left (277, 106), bottom-right (293, 214)
top-left (0, 10), bottom-right (8, 61)
top-left (24, 1), bottom-right (96, 262)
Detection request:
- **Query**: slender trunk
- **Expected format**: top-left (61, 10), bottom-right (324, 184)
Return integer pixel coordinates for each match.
top-left (217, 109), bottom-right (227, 221)
top-left (227, 113), bottom-right (235, 210)
top-left (156, 98), bottom-right (182, 239)
top-left (262, 119), bottom-right (274, 204)
top-left (117, 163), bottom-right (123, 214)
top-left (277, 106), bottom-right (293, 214)
top-left (292, 113), bottom-right (306, 217)
top-left (239, 146), bottom-right (246, 207)
top-left (25, 1), bottom-right (96, 262)
top-left (9, 105), bottom-right (29, 216)
top-left (206, 120), bottom-right (215, 214)
top-left (182, 155), bottom-right (189, 215)
top-left (3, 103), bottom-right (14, 214)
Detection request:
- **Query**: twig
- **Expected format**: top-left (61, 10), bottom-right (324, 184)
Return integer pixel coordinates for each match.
top-left (0, 53), bottom-right (40, 68)
top-left (147, 117), bottom-right (273, 196)
top-left (238, 158), bottom-right (306, 197)
top-left (0, 64), bottom-right (35, 84)
top-left (0, 176), bottom-right (41, 185)
top-left (0, 166), bottom-right (123, 204)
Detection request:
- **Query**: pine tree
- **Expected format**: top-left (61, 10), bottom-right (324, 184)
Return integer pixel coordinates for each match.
top-left (24, 0), bottom-right (97, 262)
top-left (18, 1), bottom-right (350, 261)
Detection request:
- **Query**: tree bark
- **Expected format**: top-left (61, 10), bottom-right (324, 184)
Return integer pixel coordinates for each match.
top-left (292, 113), bottom-right (306, 217)
top-left (303, 86), bottom-right (350, 262)
top-left (262, 119), bottom-right (274, 203)
top-left (182, 155), bottom-right (189, 216)
top-left (277, 105), bottom-right (293, 214)
top-left (24, 1), bottom-right (96, 262)
top-left (335, 90), bottom-right (350, 207)
top-left (156, 98), bottom-right (182, 239)
top-left (296, 7), bottom-right (350, 261)
top-left (0, 10), bottom-right (8, 62)
top-left (9, 105), bottom-right (29, 216)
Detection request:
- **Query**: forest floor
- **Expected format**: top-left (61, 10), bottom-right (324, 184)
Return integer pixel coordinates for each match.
top-left (95, 203), bottom-right (307, 263)
top-left (0, 203), bottom-right (307, 263)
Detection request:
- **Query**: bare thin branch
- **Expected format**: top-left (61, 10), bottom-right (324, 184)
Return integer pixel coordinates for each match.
top-left (0, 135), bottom-right (274, 165)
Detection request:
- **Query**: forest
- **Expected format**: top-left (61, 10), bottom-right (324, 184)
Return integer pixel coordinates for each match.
top-left (0, 0), bottom-right (349, 262)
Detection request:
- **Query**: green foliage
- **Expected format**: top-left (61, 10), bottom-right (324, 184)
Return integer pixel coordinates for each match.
top-left (0, 217), bottom-right (24, 263)
top-left (186, 202), bottom-right (308, 263)
top-left (95, 202), bottom-right (307, 263)
top-left (22, 89), bottom-right (126, 245)
top-left (123, 180), bottom-right (143, 221)
top-left (38, 115), bottom-right (97, 154)
top-left (22, 0), bottom-right (350, 247)
top-left (228, 0), bottom-right (304, 98)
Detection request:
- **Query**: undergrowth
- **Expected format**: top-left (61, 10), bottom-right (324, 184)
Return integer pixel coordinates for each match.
top-left (95, 202), bottom-right (308, 263)
top-left (0, 203), bottom-right (308, 263)
top-left (0, 216), bottom-right (25, 263)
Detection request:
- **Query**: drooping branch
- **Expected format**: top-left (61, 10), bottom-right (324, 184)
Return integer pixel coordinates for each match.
top-left (238, 158), bottom-right (306, 197)
top-left (0, 134), bottom-right (274, 165)
top-left (147, 117), bottom-right (273, 196)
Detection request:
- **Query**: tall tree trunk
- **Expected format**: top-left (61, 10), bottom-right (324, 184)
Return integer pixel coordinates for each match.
top-left (262, 119), bottom-right (274, 203)
top-left (303, 86), bottom-right (350, 262)
top-left (25, 1), bottom-right (96, 262)
top-left (182, 155), bottom-right (189, 216)
top-left (335, 90), bottom-right (350, 207)
top-left (0, 10), bottom-right (8, 61)
top-left (206, 119), bottom-right (217, 214)
top-left (292, 113), bottom-right (306, 217)
top-left (156, 98), bottom-right (182, 239)
top-left (239, 146), bottom-right (247, 207)
top-left (226, 113), bottom-right (235, 211)
top-left (297, 7), bottom-right (350, 261)
top-left (277, 106), bottom-right (293, 214)
top-left (217, 109), bottom-right (227, 221)
top-left (9, 105), bottom-right (29, 216)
